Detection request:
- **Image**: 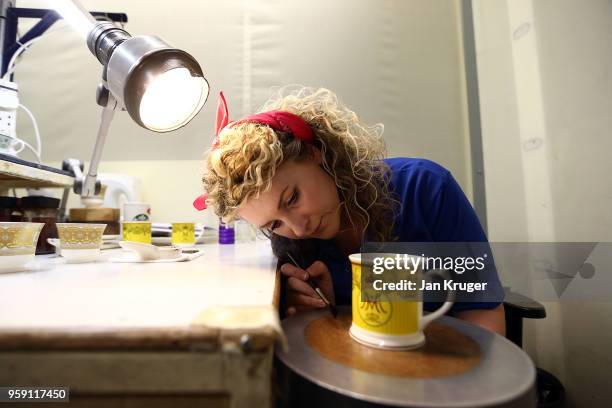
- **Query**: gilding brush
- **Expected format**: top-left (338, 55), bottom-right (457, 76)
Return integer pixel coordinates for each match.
top-left (286, 252), bottom-right (338, 319)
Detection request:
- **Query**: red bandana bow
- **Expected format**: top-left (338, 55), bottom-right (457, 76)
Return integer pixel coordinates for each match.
top-left (193, 92), bottom-right (313, 211)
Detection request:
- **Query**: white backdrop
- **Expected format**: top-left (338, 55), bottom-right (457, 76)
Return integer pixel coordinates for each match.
top-left (13, 0), bottom-right (471, 191)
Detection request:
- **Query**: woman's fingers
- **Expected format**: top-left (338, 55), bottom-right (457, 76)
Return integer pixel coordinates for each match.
top-left (305, 261), bottom-right (328, 279)
top-left (280, 263), bottom-right (309, 281)
top-left (282, 260), bottom-right (334, 315)
top-left (287, 277), bottom-right (317, 297)
top-left (287, 290), bottom-right (326, 308)
top-left (305, 261), bottom-right (336, 304)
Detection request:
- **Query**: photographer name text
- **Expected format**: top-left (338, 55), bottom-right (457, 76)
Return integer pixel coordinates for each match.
top-left (372, 279), bottom-right (488, 293)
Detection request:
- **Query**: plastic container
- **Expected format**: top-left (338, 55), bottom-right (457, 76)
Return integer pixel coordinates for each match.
top-left (235, 219), bottom-right (256, 242)
top-left (21, 196), bottom-right (60, 255)
top-left (218, 218), bottom-right (235, 245)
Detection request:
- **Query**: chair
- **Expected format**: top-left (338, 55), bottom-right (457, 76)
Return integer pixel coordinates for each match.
top-left (504, 288), bottom-right (565, 408)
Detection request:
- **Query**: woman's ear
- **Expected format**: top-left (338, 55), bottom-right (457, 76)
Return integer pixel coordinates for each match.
top-left (309, 145), bottom-right (323, 164)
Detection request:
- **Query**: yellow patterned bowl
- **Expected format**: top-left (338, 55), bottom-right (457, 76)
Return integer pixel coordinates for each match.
top-left (0, 222), bottom-right (44, 273)
top-left (55, 223), bottom-right (106, 263)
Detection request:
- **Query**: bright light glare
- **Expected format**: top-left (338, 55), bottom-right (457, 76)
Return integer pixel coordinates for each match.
top-left (52, 0), bottom-right (97, 39)
top-left (139, 68), bottom-right (207, 131)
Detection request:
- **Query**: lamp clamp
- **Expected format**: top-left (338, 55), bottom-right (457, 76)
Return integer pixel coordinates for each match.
top-left (62, 157), bottom-right (101, 196)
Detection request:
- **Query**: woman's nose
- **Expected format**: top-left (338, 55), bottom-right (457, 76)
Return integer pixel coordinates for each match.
top-left (286, 214), bottom-right (310, 238)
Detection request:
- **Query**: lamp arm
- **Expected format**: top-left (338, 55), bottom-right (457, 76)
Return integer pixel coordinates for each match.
top-left (53, 0), bottom-right (98, 40)
top-left (81, 85), bottom-right (118, 198)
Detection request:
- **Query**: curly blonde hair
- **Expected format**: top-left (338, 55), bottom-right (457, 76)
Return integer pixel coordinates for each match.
top-left (202, 86), bottom-right (399, 243)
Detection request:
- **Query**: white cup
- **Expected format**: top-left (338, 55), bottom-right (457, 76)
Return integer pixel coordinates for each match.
top-left (48, 223), bottom-right (106, 263)
top-left (0, 222), bottom-right (44, 273)
top-left (123, 202), bottom-right (151, 222)
top-left (48, 238), bottom-right (101, 263)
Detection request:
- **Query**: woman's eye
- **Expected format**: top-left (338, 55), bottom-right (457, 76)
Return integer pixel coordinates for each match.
top-left (288, 189), bottom-right (299, 205)
top-left (267, 189), bottom-right (298, 232)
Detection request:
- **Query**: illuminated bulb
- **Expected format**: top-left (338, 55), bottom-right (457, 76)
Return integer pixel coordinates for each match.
top-left (138, 68), bottom-right (208, 132)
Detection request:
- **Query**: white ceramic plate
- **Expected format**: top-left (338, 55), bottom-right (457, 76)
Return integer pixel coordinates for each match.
top-left (118, 241), bottom-right (182, 261)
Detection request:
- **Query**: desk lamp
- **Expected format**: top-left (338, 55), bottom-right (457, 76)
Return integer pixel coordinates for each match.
top-left (53, 0), bottom-right (209, 197)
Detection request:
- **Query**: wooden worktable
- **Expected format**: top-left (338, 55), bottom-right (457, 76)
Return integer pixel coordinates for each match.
top-left (0, 241), bottom-right (281, 408)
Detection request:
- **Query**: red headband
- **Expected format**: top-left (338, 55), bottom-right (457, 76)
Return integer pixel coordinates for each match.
top-left (193, 92), bottom-right (313, 211)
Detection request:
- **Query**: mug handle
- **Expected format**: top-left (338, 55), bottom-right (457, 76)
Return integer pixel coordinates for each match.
top-left (419, 268), bottom-right (455, 330)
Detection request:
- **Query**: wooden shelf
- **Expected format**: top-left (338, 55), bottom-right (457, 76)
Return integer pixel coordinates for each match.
top-left (0, 158), bottom-right (74, 189)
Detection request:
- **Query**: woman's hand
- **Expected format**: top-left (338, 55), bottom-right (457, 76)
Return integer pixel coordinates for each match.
top-left (280, 260), bottom-right (335, 316)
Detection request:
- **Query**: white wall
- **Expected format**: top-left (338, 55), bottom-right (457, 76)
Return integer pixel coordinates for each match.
top-left (535, 1), bottom-right (612, 406)
top-left (473, 0), bottom-right (612, 406)
top-left (11, 0), bottom-right (471, 222)
top-left (44, 159), bottom-right (217, 226)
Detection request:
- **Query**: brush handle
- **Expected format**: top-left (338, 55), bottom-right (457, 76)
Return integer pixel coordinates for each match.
top-left (287, 252), bottom-right (331, 305)
top-left (311, 284), bottom-right (332, 307)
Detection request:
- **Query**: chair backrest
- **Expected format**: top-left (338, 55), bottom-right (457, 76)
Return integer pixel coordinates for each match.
top-left (503, 288), bottom-right (546, 348)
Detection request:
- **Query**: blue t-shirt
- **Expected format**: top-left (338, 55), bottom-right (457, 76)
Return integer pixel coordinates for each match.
top-left (312, 157), bottom-right (504, 312)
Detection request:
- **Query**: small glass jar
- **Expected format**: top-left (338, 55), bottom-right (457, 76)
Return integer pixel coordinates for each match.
top-left (0, 196), bottom-right (21, 222)
top-left (21, 196), bottom-right (60, 255)
top-left (235, 219), bottom-right (256, 242)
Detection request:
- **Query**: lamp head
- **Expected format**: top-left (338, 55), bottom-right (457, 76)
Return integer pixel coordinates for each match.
top-left (87, 22), bottom-right (209, 132)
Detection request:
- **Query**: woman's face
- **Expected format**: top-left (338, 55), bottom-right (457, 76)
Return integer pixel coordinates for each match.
top-left (238, 151), bottom-right (342, 240)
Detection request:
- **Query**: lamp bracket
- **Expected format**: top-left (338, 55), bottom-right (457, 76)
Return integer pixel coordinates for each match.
top-left (62, 158), bottom-right (85, 195)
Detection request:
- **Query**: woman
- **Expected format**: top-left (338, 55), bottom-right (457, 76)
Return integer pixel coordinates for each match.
top-left (196, 86), bottom-right (505, 335)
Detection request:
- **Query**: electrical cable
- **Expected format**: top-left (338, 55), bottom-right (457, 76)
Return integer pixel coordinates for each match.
top-left (12, 137), bottom-right (41, 163)
top-left (1, 15), bottom-right (123, 163)
top-left (3, 15), bottom-right (119, 79)
top-left (3, 25), bottom-right (70, 80)
top-left (18, 103), bottom-right (42, 159)
top-left (4, 36), bottom-right (44, 80)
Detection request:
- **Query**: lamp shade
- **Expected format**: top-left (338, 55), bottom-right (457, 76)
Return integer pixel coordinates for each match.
top-left (106, 36), bottom-right (209, 132)
top-left (55, 1), bottom-right (209, 131)
top-left (87, 22), bottom-right (209, 132)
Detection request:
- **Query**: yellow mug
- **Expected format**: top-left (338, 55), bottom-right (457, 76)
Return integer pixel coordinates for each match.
top-left (349, 253), bottom-right (454, 350)
top-left (122, 222), bottom-right (152, 244)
